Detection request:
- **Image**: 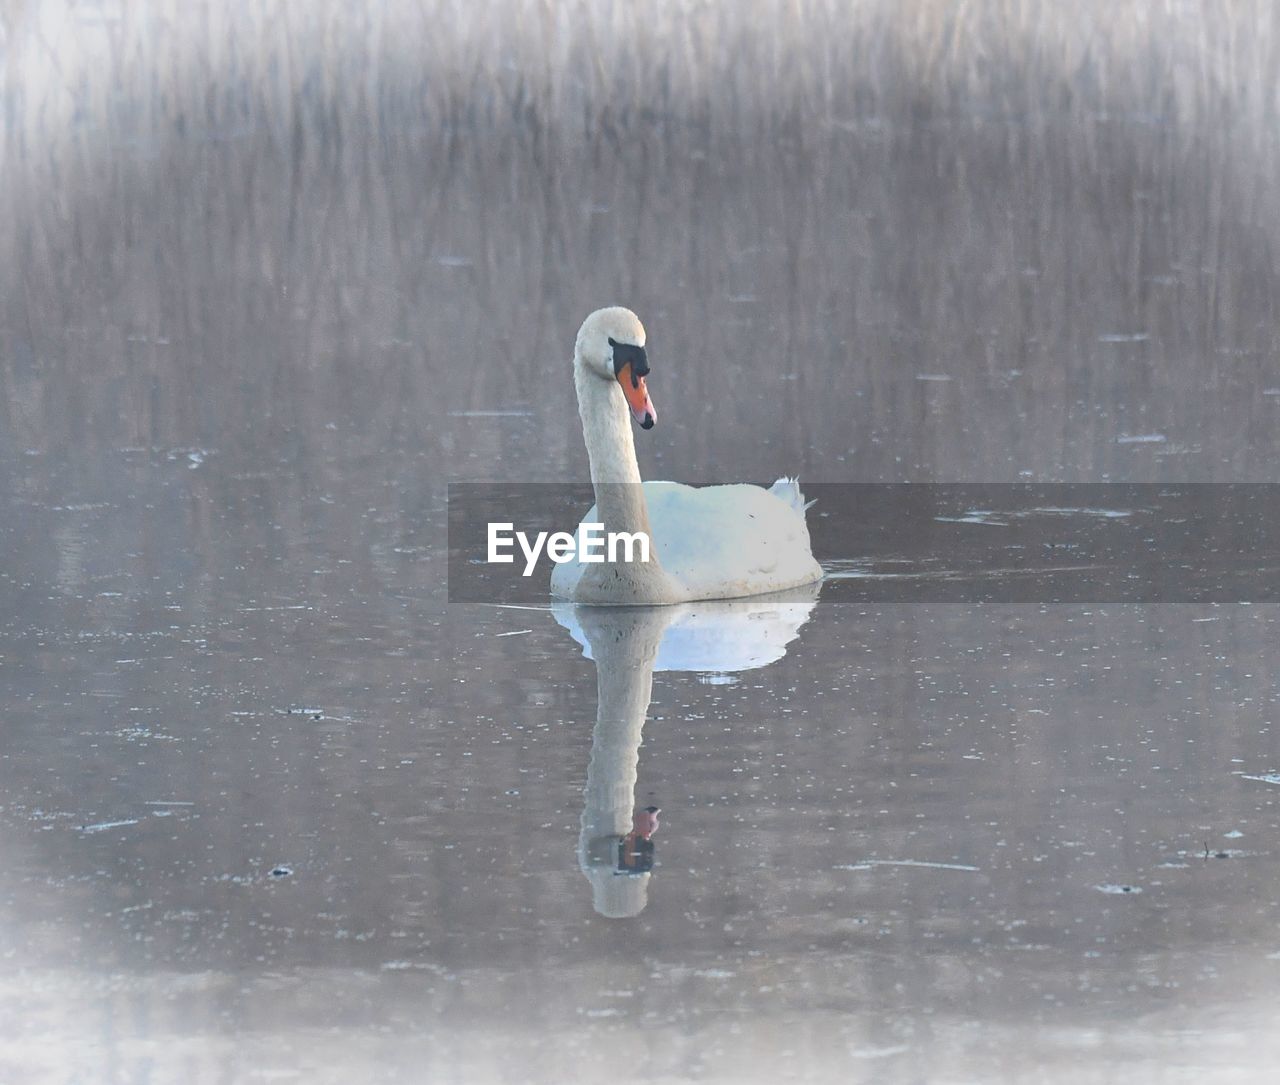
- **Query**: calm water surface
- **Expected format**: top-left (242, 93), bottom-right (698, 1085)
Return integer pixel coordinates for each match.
top-left (4, 5), bottom-right (1280, 1082)
top-left (4, 429), bottom-right (1280, 1085)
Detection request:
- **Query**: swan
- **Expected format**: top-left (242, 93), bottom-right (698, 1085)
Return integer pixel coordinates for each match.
top-left (550, 306), bottom-right (824, 605)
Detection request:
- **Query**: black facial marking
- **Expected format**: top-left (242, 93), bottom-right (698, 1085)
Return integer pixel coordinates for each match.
top-left (608, 336), bottom-right (649, 386)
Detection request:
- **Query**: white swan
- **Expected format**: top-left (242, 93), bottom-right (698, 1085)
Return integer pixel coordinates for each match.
top-left (550, 306), bottom-right (824, 606)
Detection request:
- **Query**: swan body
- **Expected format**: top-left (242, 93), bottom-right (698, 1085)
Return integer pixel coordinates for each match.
top-left (551, 306), bottom-right (823, 606)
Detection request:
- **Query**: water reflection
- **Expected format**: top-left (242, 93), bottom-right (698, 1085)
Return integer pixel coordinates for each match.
top-left (555, 585), bottom-right (819, 917)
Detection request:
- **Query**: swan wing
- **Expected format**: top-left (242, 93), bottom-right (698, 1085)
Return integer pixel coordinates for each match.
top-left (643, 481), bottom-right (823, 599)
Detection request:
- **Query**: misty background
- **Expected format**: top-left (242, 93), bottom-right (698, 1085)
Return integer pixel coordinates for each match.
top-left (3, 4), bottom-right (1280, 1083)
top-left (3, 0), bottom-right (1278, 489)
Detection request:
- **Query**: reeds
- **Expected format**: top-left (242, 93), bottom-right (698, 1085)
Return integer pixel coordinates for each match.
top-left (1, 2), bottom-right (1278, 482)
top-left (4, 2), bottom-right (1276, 159)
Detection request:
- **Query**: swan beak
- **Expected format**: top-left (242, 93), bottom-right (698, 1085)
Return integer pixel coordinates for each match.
top-left (617, 363), bottom-right (656, 429)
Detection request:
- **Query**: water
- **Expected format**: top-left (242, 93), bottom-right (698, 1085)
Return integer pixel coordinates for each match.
top-left (4, 3), bottom-right (1280, 1082)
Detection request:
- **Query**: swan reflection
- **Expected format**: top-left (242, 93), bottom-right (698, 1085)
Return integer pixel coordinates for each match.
top-left (553, 582), bottom-right (820, 918)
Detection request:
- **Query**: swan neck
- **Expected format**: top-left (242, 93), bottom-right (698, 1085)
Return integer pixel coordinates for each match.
top-left (575, 361), bottom-right (653, 539)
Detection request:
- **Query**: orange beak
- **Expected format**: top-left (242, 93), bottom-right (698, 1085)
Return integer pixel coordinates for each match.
top-left (617, 362), bottom-right (656, 429)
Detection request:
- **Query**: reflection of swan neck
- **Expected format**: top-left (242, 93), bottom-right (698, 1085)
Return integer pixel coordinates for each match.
top-left (581, 658), bottom-right (654, 840)
top-left (578, 610), bottom-right (667, 919)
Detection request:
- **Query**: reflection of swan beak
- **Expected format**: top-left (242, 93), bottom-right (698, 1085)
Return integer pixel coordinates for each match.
top-left (617, 363), bottom-right (656, 429)
top-left (633, 805), bottom-right (660, 839)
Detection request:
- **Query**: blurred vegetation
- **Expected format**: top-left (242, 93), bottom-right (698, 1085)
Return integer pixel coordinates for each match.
top-left (1, 1), bottom-right (1277, 484)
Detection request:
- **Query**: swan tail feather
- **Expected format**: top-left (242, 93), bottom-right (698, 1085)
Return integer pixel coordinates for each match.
top-left (768, 476), bottom-right (814, 514)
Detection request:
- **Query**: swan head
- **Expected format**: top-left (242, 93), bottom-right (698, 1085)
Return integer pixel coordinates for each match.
top-left (575, 306), bottom-right (656, 429)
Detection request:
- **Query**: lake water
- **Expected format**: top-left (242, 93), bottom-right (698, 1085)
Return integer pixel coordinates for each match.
top-left (3, 3), bottom-right (1280, 1082)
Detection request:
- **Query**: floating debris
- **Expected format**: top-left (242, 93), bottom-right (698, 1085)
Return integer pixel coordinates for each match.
top-left (80, 818), bottom-right (140, 834)
top-left (166, 446), bottom-right (216, 465)
top-left (845, 859), bottom-right (980, 873)
top-left (934, 510), bottom-right (1006, 526)
top-left (285, 706), bottom-right (324, 720)
top-left (1027, 506), bottom-right (1132, 518)
top-left (849, 1045), bottom-right (911, 1060)
top-left (937, 506), bottom-right (1135, 526)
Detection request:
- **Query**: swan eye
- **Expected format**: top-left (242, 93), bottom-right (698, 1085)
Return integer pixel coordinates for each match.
top-left (607, 337), bottom-right (649, 384)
